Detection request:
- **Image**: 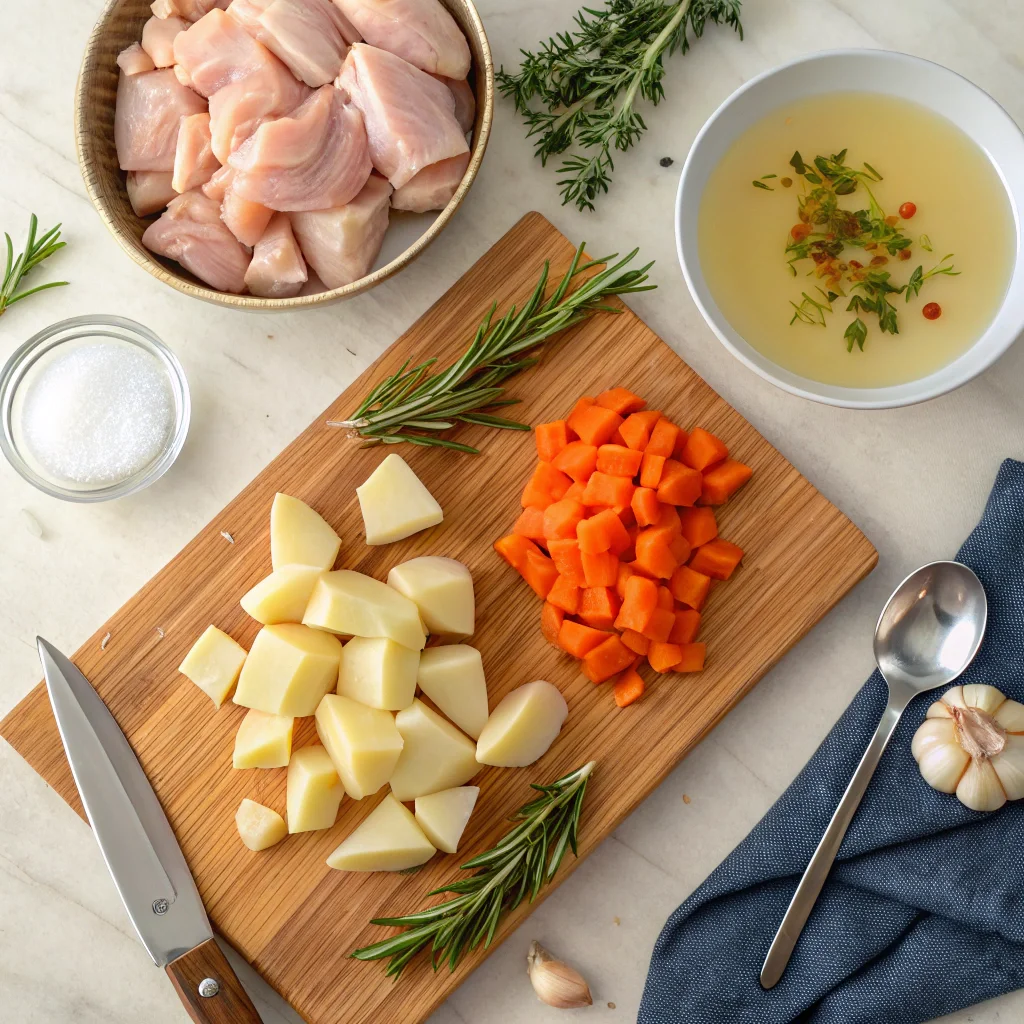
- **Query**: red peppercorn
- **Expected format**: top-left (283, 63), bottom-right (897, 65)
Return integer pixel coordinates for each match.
top-left (922, 302), bottom-right (942, 320)
top-left (898, 249), bottom-right (912, 261)
top-left (899, 202), bottom-right (917, 219)
top-left (791, 224), bottom-right (810, 242)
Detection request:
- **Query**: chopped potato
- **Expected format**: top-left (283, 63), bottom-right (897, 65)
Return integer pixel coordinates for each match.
top-left (326, 794), bottom-right (435, 872)
top-left (235, 798), bottom-right (287, 851)
top-left (475, 681), bottom-right (568, 768)
top-left (315, 693), bottom-right (404, 799)
top-left (270, 493), bottom-right (341, 570)
top-left (389, 699), bottom-right (479, 802)
top-left (286, 745), bottom-right (344, 833)
top-left (387, 556), bottom-right (474, 637)
top-left (178, 625), bottom-right (247, 707)
top-left (356, 454), bottom-right (443, 545)
top-left (240, 565), bottom-right (323, 625)
top-left (232, 709), bottom-right (294, 770)
top-left (338, 636), bottom-right (419, 711)
top-left (414, 786), bottom-right (479, 854)
top-left (416, 645), bottom-right (489, 740)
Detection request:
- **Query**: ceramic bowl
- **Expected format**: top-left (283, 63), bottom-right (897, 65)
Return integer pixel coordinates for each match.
top-left (75, 0), bottom-right (493, 310)
top-left (676, 49), bottom-right (1024, 409)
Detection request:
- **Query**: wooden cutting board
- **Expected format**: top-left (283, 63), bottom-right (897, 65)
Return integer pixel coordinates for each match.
top-left (0, 212), bottom-right (876, 1024)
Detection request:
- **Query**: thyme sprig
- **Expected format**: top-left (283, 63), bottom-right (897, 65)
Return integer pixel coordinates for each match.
top-left (497, 0), bottom-right (744, 211)
top-left (351, 761), bottom-right (596, 978)
top-left (329, 246), bottom-right (654, 453)
top-left (1, 215), bottom-right (68, 317)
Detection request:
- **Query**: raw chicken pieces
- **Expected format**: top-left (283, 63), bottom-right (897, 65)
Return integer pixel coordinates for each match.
top-left (117, 44), bottom-right (155, 76)
top-left (151, 0), bottom-right (230, 21)
top-left (115, 68), bottom-right (207, 172)
top-left (141, 15), bottom-right (188, 67)
top-left (291, 174), bottom-right (391, 288)
top-left (391, 151), bottom-right (468, 212)
top-left (127, 171), bottom-right (177, 216)
top-left (227, 0), bottom-right (359, 87)
top-left (334, 0), bottom-right (469, 78)
top-left (222, 187), bottom-right (274, 246)
top-left (244, 212), bottom-right (308, 296)
top-left (172, 112), bottom-right (220, 193)
top-left (228, 85), bottom-right (370, 210)
top-left (142, 191), bottom-right (251, 292)
top-left (202, 165), bottom-right (234, 201)
top-left (338, 43), bottom-right (467, 188)
top-left (435, 75), bottom-right (474, 133)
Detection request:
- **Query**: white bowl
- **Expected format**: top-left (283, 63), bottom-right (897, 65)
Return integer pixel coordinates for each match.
top-left (676, 49), bottom-right (1024, 409)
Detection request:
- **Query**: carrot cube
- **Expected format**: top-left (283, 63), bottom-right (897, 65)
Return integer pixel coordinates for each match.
top-left (656, 586), bottom-right (674, 611)
top-left (620, 628), bottom-right (651, 656)
top-left (669, 609), bottom-right (701, 645)
top-left (566, 396), bottom-right (595, 435)
top-left (669, 534), bottom-right (692, 563)
top-left (494, 534), bottom-right (541, 572)
top-left (582, 471), bottom-right (636, 509)
top-left (564, 481), bottom-right (586, 502)
top-left (642, 608), bottom-right (675, 643)
top-left (657, 460), bottom-right (703, 506)
top-left (578, 586), bottom-right (621, 630)
top-left (595, 387), bottom-right (647, 415)
top-left (655, 504), bottom-right (682, 535)
top-left (552, 441), bottom-right (599, 483)
top-left (679, 506), bottom-right (718, 548)
top-left (673, 427), bottom-right (690, 460)
top-left (676, 642), bottom-right (706, 672)
top-left (614, 574), bottom-right (658, 632)
top-left (639, 452), bottom-right (666, 488)
top-left (547, 574), bottom-right (581, 614)
top-left (535, 421), bottom-right (569, 463)
top-left (597, 444), bottom-right (644, 478)
top-left (558, 619), bottom-right (610, 658)
top-left (701, 459), bottom-right (753, 506)
top-left (631, 487), bottom-right (661, 527)
top-left (619, 410), bottom-right (662, 451)
top-left (577, 508), bottom-right (631, 555)
top-left (648, 641), bottom-right (683, 673)
top-left (541, 602), bottom-right (564, 647)
top-left (581, 549), bottom-right (619, 587)
top-left (633, 528), bottom-right (679, 579)
top-left (513, 507), bottom-right (546, 543)
top-left (543, 499), bottom-right (586, 542)
top-left (522, 462), bottom-right (572, 508)
top-left (547, 538), bottom-right (587, 587)
top-left (646, 418), bottom-right (680, 458)
top-left (669, 565), bottom-right (711, 610)
top-left (569, 404), bottom-right (624, 447)
top-left (582, 635), bottom-right (635, 683)
top-left (690, 539), bottom-right (744, 580)
top-left (613, 667), bottom-right (646, 707)
top-left (615, 561), bottom-right (634, 601)
top-left (521, 547), bottom-right (559, 598)
top-left (681, 427), bottom-right (728, 471)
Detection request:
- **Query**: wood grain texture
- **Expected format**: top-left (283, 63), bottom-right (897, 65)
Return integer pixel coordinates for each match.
top-left (75, 0), bottom-right (493, 310)
top-left (0, 213), bottom-right (876, 1024)
top-left (166, 937), bottom-right (263, 1024)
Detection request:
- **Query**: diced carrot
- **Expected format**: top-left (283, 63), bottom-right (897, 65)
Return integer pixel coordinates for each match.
top-left (655, 504), bottom-right (682, 535)
top-left (681, 427), bottom-right (728, 471)
top-left (627, 560), bottom-right (657, 580)
top-left (610, 428), bottom-right (628, 447)
top-left (570, 404), bottom-right (624, 447)
top-left (657, 460), bottom-right (703, 506)
top-left (535, 420), bottom-right (569, 463)
top-left (631, 487), bottom-right (661, 527)
top-left (690, 539), bottom-right (744, 580)
top-left (614, 574), bottom-right (658, 632)
top-left (656, 586), bottom-right (674, 611)
top-left (639, 452), bottom-right (666, 488)
top-left (547, 574), bottom-right (581, 614)
top-left (633, 528), bottom-right (679, 579)
top-left (621, 526), bottom-right (638, 565)
top-left (578, 586), bottom-right (621, 630)
top-left (543, 499), bottom-right (586, 541)
top-left (676, 642), bottom-right (706, 672)
top-left (577, 508), bottom-right (631, 555)
top-left (558, 619), bottom-right (610, 658)
top-left (552, 441), bottom-right (599, 483)
top-left (581, 549), bottom-right (619, 587)
top-left (669, 564), bottom-right (711, 610)
top-left (564, 481), bottom-right (586, 502)
top-left (669, 609), bottom-right (701, 644)
top-left (513, 507), bottom-right (546, 543)
top-left (672, 426), bottom-right (690, 460)
top-left (620, 628), bottom-right (650, 656)
top-left (595, 387), bottom-right (646, 415)
top-left (619, 409), bottom-right (662, 451)
top-left (615, 561), bottom-right (634, 601)
top-left (541, 602), bottom-right (564, 647)
top-left (618, 505), bottom-right (637, 529)
top-left (646, 418), bottom-right (680, 458)
top-left (669, 534), bottom-right (692, 563)
top-left (614, 667), bottom-right (646, 707)
top-left (582, 472), bottom-right (636, 509)
top-left (582, 635), bottom-right (635, 683)
top-left (679, 506), bottom-right (718, 548)
top-left (642, 608), bottom-right (675, 643)
top-left (521, 547), bottom-right (559, 598)
top-left (701, 459), bottom-right (753, 506)
top-left (548, 538), bottom-right (587, 587)
top-left (494, 534), bottom-right (541, 572)
top-left (648, 642), bottom-right (683, 673)
top-left (522, 462), bottom-right (572, 508)
top-left (567, 396), bottom-right (595, 433)
top-left (597, 444), bottom-right (644, 477)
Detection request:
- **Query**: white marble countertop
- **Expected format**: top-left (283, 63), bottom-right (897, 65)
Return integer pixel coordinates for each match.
top-left (2, 1), bottom-right (1023, 1021)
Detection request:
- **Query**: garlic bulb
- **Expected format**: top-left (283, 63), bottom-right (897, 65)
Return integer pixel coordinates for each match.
top-left (912, 684), bottom-right (1024, 811)
top-left (526, 940), bottom-right (593, 1009)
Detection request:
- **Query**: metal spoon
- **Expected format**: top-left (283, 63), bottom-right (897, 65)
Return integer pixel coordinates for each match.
top-left (760, 560), bottom-right (987, 990)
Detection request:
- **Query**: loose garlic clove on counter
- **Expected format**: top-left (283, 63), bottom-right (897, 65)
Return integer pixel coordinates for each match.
top-left (526, 941), bottom-right (593, 1009)
top-left (912, 684), bottom-right (1024, 811)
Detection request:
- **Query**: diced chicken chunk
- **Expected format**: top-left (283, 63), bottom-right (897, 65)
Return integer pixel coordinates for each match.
top-left (127, 171), bottom-right (177, 216)
top-left (228, 85), bottom-right (370, 211)
top-left (227, 0), bottom-right (357, 87)
top-left (174, 64), bottom-right (196, 88)
top-left (291, 173), bottom-right (391, 288)
top-left (338, 44), bottom-right (467, 189)
top-left (152, 0), bottom-right (230, 21)
top-left (221, 187), bottom-right (274, 246)
top-left (390, 151), bottom-right (468, 212)
top-left (334, 0), bottom-right (469, 79)
top-left (141, 15), bottom-right (189, 67)
top-left (117, 43), bottom-right (156, 76)
top-left (244, 212), bottom-right (308, 297)
top-left (172, 112), bottom-right (220, 193)
top-left (115, 68), bottom-right (208, 172)
top-left (142, 190), bottom-right (252, 292)
top-left (434, 74), bottom-right (474, 133)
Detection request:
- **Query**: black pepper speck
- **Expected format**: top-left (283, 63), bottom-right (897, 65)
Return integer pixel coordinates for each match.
top-left (659, 157), bottom-right (674, 168)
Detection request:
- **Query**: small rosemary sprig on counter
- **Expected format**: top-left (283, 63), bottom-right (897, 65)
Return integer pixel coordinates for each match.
top-left (1, 214), bottom-right (68, 318)
top-left (329, 246), bottom-right (654, 454)
top-left (497, 0), bottom-right (744, 211)
top-left (352, 761), bottom-right (596, 978)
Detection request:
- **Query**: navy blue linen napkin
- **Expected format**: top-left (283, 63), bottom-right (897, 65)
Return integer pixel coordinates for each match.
top-left (639, 458), bottom-right (1024, 1024)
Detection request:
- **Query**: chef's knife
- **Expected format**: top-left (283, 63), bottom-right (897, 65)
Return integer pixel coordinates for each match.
top-left (37, 637), bottom-right (262, 1024)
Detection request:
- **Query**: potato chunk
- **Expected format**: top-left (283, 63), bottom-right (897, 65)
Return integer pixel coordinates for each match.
top-left (235, 798), bottom-right (287, 851)
top-left (233, 623), bottom-right (341, 716)
top-left (326, 794), bottom-right (435, 872)
top-left (315, 694), bottom-right (404, 799)
top-left (338, 637), bottom-right (419, 711)
top-left (415, 786), bottom-right (479, 854)
top-left (240, 565), bottom-right (323, 624)
top-left (233, 709), bottom-right (294, 769)
top-left (387, 556), bottom-right (474, 637)
top-left (286, 745), bottom-right (344, 833)
top-left (356, 454), bottom-right (443, 545)
top-left (416, 645), bottom-right (488, 739)
top-left (389, 699), bottom-right (478, 801)
top-left (270, 492), bottom-right (341, 570)
top-left (179, 624), bottom-right (247, 707)
top-left (303, 570), bottom-right (426, 651)
top-left (475, 681), bottom-right (568, 768)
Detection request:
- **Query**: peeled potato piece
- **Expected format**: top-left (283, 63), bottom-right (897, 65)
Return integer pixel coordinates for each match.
top-left (356, 454), bottom-right (443, 545)
top-left (416, 645), bottom-right (488, 740)
top-left (286, 745), bottom-right (345, 833)
top-left (236, 798), bottom-right (287, 851)
top-left (415, 786), bottom-right (479, 854)
top-left (240, 565), bottom-right (323, 624)
top-left (387, 556), bottom-right (474, 637)
top-left (315, 693), bottom-right (404, 799)
top-left (338, 636), bottom-right (419, 711)
top-left (476, 680), bottom-right (568, 768)
top-left (179, 624), bottom-right (247, 707)
top-left (270, 492), bottom-right (341, 570)
top-left (233, 709), bottom-right (294, 769)
top-left (326, 794), bottom-right (435, 872)
top-left (389, 699), bottom-right (478, 802)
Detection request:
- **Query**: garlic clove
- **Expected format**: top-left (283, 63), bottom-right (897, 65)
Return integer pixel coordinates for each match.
top-left (527, 940), bottom-right (593, 1009)
top-left (941, 685), bottom-right (967, 710)
top-left (962, 684), bottom-right (1006, 714)
top-left (917, 739), bottom-right (970, 793)
top-left (994, 699), bottom-right (1024, 734)
top-left (956, 757), bottom-right (1007, 812)
top-left (991, 734), bottom-right (1024, 800)
top-left (911, 718), bottom-right (956, 762)
top-left (926, 699), bottom-right (953, 719)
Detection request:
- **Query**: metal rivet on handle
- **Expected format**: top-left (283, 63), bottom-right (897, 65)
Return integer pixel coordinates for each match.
top-left (198, 978), bottom-right (220, 998)
top-left (152, 898), bottom-right (169, 915)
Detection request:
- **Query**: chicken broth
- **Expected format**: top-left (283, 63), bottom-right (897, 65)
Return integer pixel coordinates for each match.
top-left (698, 92), bottom-right (1015, 388)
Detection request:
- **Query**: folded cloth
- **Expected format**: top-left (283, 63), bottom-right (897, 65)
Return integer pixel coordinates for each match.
top-left (639, 459), bottom-right (1024, 1024)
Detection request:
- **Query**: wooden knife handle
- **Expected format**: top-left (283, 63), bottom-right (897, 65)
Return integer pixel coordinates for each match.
top-left (166, 937), bottom-right (263, 1024)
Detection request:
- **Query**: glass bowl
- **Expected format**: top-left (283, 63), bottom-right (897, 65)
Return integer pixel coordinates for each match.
top-left (0, 315), bottom-right (190, 502)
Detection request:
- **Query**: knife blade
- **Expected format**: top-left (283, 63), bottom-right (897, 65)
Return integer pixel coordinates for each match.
top-left (38, 637), bottom-right (262, 1024)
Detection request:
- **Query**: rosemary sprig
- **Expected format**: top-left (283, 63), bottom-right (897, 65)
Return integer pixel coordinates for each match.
top-left (351, 761), bottom-right (596, 978)
top-left (497, 0), bottom-right (744, 211)
top-left (1, 214), bottom-right (68, 317)
top-left (329, 246), bottom-right (654, 454)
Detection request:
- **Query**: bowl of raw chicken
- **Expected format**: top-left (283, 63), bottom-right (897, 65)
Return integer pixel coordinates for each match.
top-left (76, 0), bottom-right (492, 308)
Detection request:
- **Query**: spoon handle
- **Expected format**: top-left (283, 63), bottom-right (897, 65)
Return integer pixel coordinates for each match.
top-left (760, 697), bottom-right (907, 989)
